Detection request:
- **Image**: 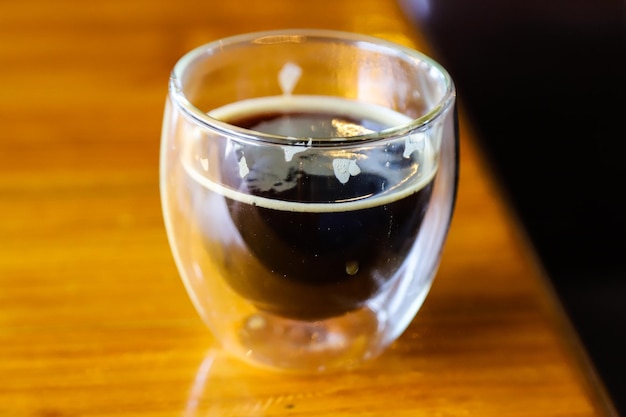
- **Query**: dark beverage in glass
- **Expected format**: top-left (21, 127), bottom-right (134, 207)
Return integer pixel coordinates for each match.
top-left (187, 96), bottom-right (437, 320)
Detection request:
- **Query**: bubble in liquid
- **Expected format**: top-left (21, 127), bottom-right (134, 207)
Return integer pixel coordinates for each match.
top-left (345, 261), bottom-right (359, 275)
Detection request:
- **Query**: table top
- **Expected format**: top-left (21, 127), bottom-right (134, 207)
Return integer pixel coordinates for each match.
top-left (0, 0), bottom-right (618, 416)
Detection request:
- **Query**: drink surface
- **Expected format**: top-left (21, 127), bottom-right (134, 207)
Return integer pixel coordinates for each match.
top-left (183, 96), bottom-right (438, 320)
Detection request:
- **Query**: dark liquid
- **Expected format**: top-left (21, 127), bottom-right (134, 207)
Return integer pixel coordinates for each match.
top-left (213, 111), bottom-right (434, 320)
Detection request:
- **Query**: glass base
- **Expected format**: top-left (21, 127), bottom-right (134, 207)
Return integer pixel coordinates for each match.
top-left (232, 306), bottom-right (386, 372)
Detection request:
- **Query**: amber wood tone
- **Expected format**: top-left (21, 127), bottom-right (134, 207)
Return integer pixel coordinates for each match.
top-left (0, 1), bottom-right (617, 416)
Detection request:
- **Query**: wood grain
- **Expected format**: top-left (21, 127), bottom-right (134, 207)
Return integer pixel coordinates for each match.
top-left (0, 0), bottom-right (616, 416)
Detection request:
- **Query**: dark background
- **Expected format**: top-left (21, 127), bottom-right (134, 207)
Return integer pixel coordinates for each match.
top-left (399, 0), bottom-right (625, 413)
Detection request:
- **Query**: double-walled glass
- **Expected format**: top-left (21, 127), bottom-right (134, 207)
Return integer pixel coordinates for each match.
top-left (160, 29), bottom-right (458, 372)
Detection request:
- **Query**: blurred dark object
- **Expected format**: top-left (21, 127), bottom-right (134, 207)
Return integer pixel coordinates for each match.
top-left (399, 0), bottom-right (625, 413)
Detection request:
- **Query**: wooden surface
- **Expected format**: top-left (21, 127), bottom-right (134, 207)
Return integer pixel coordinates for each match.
top-left (0, 0), bottom-right (617, 416)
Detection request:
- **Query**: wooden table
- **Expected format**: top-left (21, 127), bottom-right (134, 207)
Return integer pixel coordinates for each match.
top-left (0, 0), bottom-right (618, 416)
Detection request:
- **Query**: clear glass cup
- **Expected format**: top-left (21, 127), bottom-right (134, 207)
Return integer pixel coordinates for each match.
top-left (160, 29), bottom-right (458, 372)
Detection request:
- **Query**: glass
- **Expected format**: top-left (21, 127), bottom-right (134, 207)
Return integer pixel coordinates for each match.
top-left (160, 29), bottom-right (458, 372)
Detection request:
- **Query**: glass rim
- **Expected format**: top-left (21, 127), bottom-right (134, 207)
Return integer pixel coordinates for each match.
top-left (169, 28), bottom-right (456, 146)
